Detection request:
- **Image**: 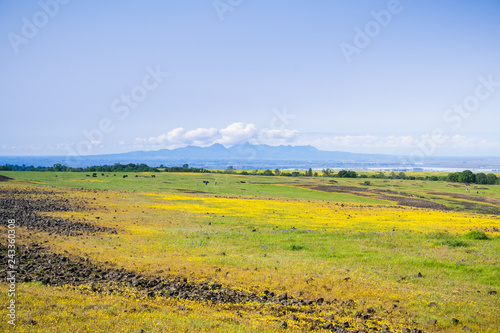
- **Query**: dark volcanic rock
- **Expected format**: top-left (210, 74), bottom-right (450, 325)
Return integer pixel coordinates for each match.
top-left (0, 188), bottom-right (116, 236)
top-left (0, 175), bottom-right (13, 181)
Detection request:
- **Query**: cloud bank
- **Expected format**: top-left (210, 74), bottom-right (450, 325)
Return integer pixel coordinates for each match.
top-left (133, 123), bottom-right (500, 156)
top-left (134, 122), bottom-right (298, 150)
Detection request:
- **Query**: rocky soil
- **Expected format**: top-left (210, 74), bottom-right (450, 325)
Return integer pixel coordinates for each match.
top-left (0, 188), bottom-right (116, 236)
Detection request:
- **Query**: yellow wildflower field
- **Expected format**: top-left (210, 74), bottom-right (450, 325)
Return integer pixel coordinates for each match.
top-left (146, 193), bottom-right (499, 234)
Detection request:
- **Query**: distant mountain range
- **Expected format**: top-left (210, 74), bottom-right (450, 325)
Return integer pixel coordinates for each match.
top-left (1, 143), bottom-right (499, 171)
top-left (97, 143), bottom-right (392, 161)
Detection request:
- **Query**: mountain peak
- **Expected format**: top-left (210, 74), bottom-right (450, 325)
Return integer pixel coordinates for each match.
top-left (207, 143), bottom-right (226, 149)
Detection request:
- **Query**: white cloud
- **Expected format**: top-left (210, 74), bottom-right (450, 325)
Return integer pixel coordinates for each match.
top-left (258, 129), bottom-right (298, 140)
top-left (299, 134), bottom-right (500, 155)
top-left (134, 122), bottom-right (299, 150)
top-left (254, 128), bottom-right (299, 145)
top-left (448, 135), bottom-right (500, 149)
top-left (162, 127), bottom-right (187, 144)
top-left (185, 127), bottom-right (219, 141)
top-left (217, 122), bottom-right (257, 146)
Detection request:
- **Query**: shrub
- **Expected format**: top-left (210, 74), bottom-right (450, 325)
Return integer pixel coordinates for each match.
top-left (337, 170), bottom-right (357, 178)
top-left (465, 230), bottom-right (489, 240)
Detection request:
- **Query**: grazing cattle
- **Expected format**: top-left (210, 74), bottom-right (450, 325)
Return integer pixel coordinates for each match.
top-left (101, 173), bottom-right (104, 176)
top-left (123, 175), bottom-right (128, 178)
top-left (86, 174), bottom-right (90, 177)
top-left (113, 174), bottom-right (116, 176)
top-left (135, 175), bottom-right (138, 177)
top-left (151, 174), bottom-right (156, 178)
top-left (92, 173), bottom-right (97, 177)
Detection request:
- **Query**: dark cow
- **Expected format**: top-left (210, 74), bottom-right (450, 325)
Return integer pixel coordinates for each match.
top-left (86, 174), bottom-right (90, 177)
top-left (92, 173), bottom-right (97, 177)
top-left (123, 175), bottom-right (128, 178)
top-left (151, 174), bottom-right (156, 178)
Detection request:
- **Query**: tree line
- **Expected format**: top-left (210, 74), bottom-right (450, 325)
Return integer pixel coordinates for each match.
top-left (319, 169), bottom-right (498, 185)
top-left (1, 163), bottom-right (498, 185)
top-left (231, 168), bottom-right (498, 185)
top-left (0, 163), bottom-right (207, 173)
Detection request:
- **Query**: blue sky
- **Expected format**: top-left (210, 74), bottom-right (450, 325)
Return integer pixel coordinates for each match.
top-left (1, 0), bottom-right (499, 158)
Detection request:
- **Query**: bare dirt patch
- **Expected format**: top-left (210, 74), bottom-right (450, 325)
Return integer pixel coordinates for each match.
top-left (301, 184), bottom-right (450, 211)
top-left (430, 192), bottom-right (500, 215)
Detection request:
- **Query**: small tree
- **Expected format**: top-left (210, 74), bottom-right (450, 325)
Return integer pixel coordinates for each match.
top-left (447, 172), bottom-right (460, 182)
top-left (486, 173), bottom-right (498, 185)
top-left (274, 168), bottom-right (281, 176)
top-left (225, 166), bottom-right (234, 174)
top-left (458, 170), bottom-right (475, 183)
top-left (476, 173), bottom-right (488, 184)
